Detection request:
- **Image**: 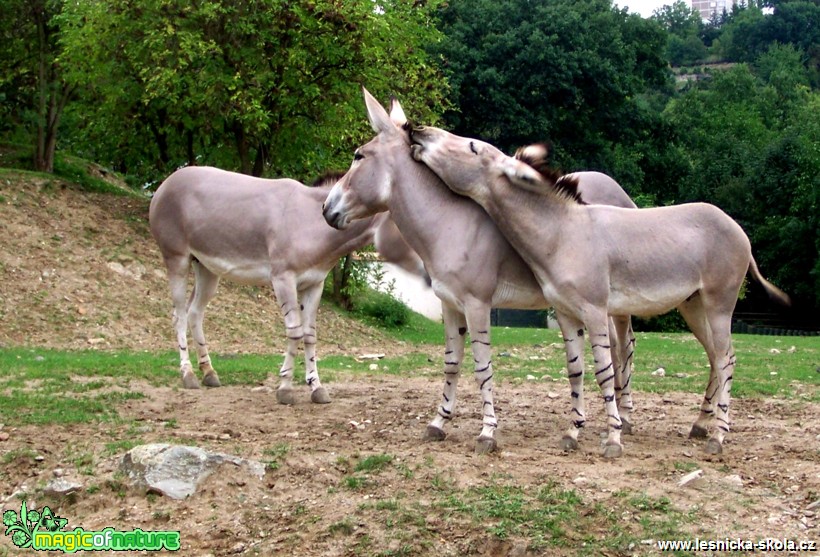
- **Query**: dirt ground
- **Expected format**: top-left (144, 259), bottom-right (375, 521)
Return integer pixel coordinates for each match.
top-left (1, 172), bottom-right (819, 556)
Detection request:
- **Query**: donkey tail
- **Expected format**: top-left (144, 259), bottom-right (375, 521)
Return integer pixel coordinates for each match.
top-left (748, 256), bottom-right (791, 307)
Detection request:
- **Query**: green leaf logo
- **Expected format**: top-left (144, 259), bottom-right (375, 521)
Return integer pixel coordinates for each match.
top-left (3, 502), bottom-right (67, 548)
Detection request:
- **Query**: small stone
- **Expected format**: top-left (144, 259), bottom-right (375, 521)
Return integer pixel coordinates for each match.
top-left (368, 363), bottom-right (379, 371)
top-left (0, 432), bottom-right (9, 441)
top-left (682, 451), bottom-right (693, 457)
top-left (87, 338), bottom-right (105, 345)
top-left (769, 348), bottom-right (781, 354)
top-left (359, 353), bottom-right (385, 360)
top-left (526, 374), bottom-right (536, 380)
top-left (651, 367), bottom-right (666, 377)
top-left (230, 541), bottom-right (246, 553)
top-left (499, 352), bottom-right (511, 357)
top-left (43, 478), bottom-right (82, 497)
top-left (725, 474), bottom-right (743, 488)
top-left (806, 500), bottom-right (820, 511)
top-left (251, 386), bottom-right (272, 393)
top-left (53, 468), bottom-right (65, 478)
top-left (674, 373), bottom-right (688, 378)
top-left (547, 391), bottom-right (559, 399)
top-left (678, 469), bottom-right (704, 487)
top-left (787, 346), bottom-right (796, 353)
top-left (34, 455), bottom-right (45, 462)
top-left (572, 476), bottom-right (590, 485)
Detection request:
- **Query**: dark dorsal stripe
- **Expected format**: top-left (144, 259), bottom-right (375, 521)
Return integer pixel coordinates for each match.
top-left (514, 144), bottom-right (586, 205)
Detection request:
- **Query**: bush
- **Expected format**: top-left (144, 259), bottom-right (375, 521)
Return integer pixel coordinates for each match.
top-left (357, 291), bottom-right (410, 328)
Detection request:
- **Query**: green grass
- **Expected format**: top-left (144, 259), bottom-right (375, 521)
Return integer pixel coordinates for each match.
top-left (0, 330), bottom-right (815, 427)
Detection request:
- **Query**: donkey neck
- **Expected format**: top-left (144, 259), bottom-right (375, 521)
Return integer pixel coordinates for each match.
top-left (481, 181), bottom-right (577, 261)
top-left (386, 149), bottom-right (486, 262)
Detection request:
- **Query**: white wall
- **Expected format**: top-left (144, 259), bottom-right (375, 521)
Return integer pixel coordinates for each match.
top-left (371, 263), bottom-right (442, 321)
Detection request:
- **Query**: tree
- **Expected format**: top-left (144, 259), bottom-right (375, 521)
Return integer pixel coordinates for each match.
top-left (430, 0), bottom-right (670, 174)
top-left (58, 0), bottom-right (448, 183)
top-left (662, 60), bottom-right (820, 315)
top-left (0, 0), bottom-right (73, 172)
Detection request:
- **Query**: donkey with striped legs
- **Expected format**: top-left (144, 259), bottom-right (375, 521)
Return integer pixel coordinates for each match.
top-left (322, 89), bottom-right (638, 453)
top-left (149, 166), bottom-right (426, 403)
top-left (410, 128), bottom-right (790, 456)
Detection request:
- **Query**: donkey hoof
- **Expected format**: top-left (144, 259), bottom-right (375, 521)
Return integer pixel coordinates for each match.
top-left (202, 372), bottom-right (221, 388)
top-left (704, 438), bottom-right (723, 455)
top-left (560, 435), bottom-right (579, 452)
top-left (424, 425), bottom-right (446, 442)
top-left (181, 372), bottom-right (201, 390)
top-left (276, 388), bottom-right (296, 405)
top-left (689, 424), bottom-right (709, 439)
top-left (621, 418), bottom-right (633, 435)
top-left (311, 387), bottom-right (331, 404)
top-left (602, 443), bottom-right (623, 459)
top-left (475, 436), bottom-right (498, 455)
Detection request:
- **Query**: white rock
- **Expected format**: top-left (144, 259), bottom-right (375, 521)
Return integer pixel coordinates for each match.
top-left (678, 469), bottom-right (704, 487)
top-left (725, 474), bottom-right (743, 488)
top-left (368, 363), bottom-right (379, 371)
top-left (769, 348), bottom-right (781, 354)
top-left (651, 367), bottom-right (666, 377)
top-left (787, 346), bottom-right (796, 353)
top-left (526, 374), bottom-right (537, 381)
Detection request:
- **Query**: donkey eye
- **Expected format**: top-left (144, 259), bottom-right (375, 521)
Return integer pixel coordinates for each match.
top-left (469, 141), bottom-right (479, 155)
top-left (353, 152), bottom-right (364, 161)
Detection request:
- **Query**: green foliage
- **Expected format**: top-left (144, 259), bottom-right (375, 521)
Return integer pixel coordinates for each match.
top-left (431, 0), bottom-right (670, 170)
top-left (55, 0), bottom-right (449, 184)
top-left (356, 291), bottom-right (411, 329)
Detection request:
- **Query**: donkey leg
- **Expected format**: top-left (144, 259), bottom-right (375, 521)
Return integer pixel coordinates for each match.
top-left (703, 312), bottom-right (735, 455)
top-left (588, 313), bottom-right (623, 459)
top-left (610, 315), bottom-right (635, 434)
top-left (189, 261), bottom-right (221, 387)
top-left (555, 312), bottom-right (586, 451)
top-left (166, 255), bottom-right (199, 389)
top-left (425, 303), bottom-right (467, 442)
top-left (678, 296), bottom-right (718, 440)
top-left (300, 282), bottom-right (330, 404)
top-left (465, 302), bottom-right (497, 454)
top-left (272, 274), bottom-right (302, 405)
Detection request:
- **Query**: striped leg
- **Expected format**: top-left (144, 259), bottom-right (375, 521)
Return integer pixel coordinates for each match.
top-left (300, 282), bottom-right (330, 404)
top-left (425, 303), bottom-right (467, 441)
top-left (678, 295), bottom-right (719, 442)
top-left (165, 255), bottom-right (200, 389)
top-left (465, 303), bottom-right (497, 454)
top-left (189, 261), bottom-right (221, 387)
top-left (703, 312), bottom-right (735, 454)
top-left (588, 316), bottom-right (623, 458)
top-left (273, 274), bottom-right (303, 405)
top-left (556, 312), bottom-right (586, 451)
top-left (610, 316), bottom-right (635, 434)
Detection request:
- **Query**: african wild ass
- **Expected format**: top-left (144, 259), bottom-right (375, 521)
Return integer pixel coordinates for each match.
top-left (149, 166), bottom-right (426, 403)
top-left (409, 128), bottom-right (790, 457)
top-left (322, 89), bottom-right (638, 453)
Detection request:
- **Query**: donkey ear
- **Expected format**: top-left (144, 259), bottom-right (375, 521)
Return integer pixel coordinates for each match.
top-left (389, 97), bottom-right (408, 127)
top-left (501, 157), bottom-right (546, 191)
top-left (362, 87), bottom-right (395, 135)
top-left (514, 143), bottom-right (548, 162)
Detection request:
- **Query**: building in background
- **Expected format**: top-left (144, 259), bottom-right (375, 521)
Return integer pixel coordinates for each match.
top-left (692, 0), bottom-right (736, 20)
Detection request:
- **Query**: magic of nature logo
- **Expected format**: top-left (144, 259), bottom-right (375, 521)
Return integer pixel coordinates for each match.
top-left (3, 502), bottom-right (180, 552)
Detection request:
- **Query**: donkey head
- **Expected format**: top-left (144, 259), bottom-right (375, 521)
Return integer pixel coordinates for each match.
top-left (409, 126), bottom-right (545, 203)
top-left (323, 88), bottom-right (410, 230)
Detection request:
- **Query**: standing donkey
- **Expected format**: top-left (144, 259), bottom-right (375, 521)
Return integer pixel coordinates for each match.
top-left (322, 89), bottom-right (638, 453)
top-left (410, 128), bottom-right (790, 457)
top-left (149, 166), bottom-right (426, 403)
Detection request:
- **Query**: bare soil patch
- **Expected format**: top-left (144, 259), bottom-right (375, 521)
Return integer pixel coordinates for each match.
top-left (1, 378), bottom-right (819, 555)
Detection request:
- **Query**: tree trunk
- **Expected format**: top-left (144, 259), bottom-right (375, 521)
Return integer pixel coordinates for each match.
top-left (252, 141), bottom-right (268, 177)
top-left (234, 123), bottom-right (251, 175)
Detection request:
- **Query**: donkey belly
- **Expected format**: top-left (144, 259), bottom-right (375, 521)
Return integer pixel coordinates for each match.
top-left (191, 251), bottom-right (271, 286)
top-left (491, 280), bottom-right (548, 309)
top-left (608, 283), bottom-right (695, 317)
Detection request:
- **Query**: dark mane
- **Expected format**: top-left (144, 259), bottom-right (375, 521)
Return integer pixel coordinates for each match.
top-left (310, 171), bottom-right (345, 189)
top-left (513, 144), bottom-right (586, 205)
